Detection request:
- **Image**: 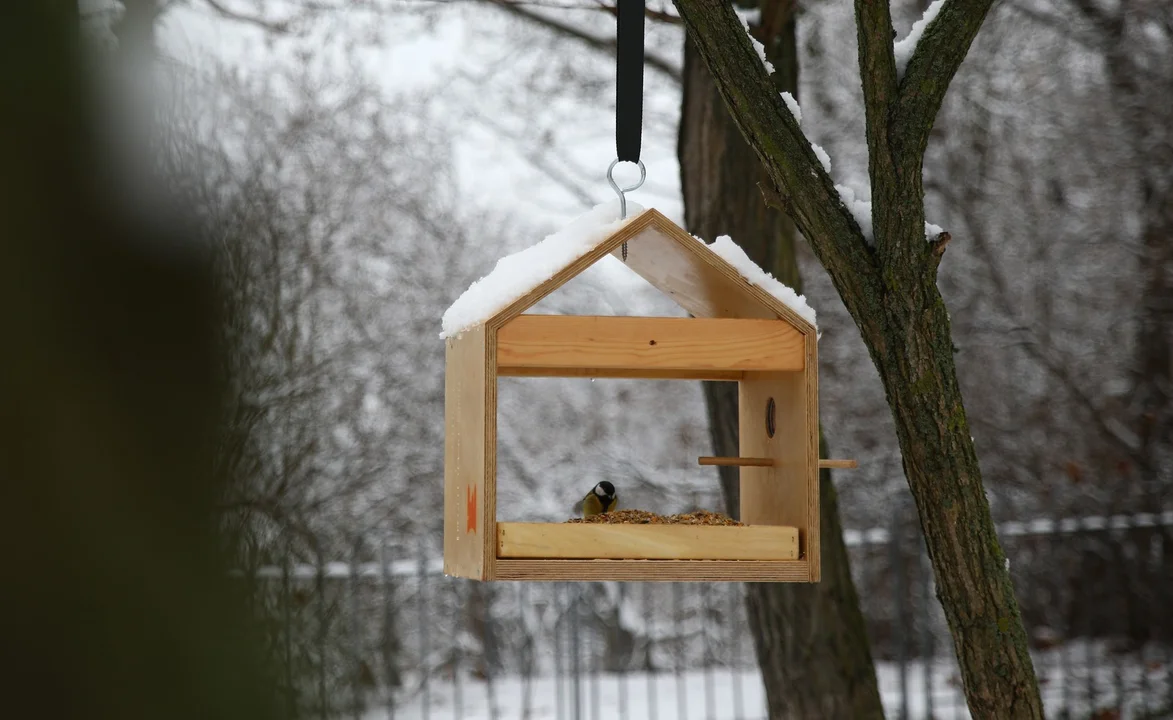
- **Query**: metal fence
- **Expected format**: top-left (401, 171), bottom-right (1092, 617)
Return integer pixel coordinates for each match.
top-left (237, 510), bottom-right (1173, 719)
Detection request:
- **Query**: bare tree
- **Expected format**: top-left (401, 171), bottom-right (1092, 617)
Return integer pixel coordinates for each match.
top-left (168, 60), bottom-right (500, 556)
top-left (679, 1), bottom-right (884, 716)
top-left (672, 0), bottom-right (1045, 715)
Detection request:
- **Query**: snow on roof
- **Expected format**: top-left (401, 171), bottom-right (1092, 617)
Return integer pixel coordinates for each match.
top-left (440, 200), bottom-right (819, 338)
top-left (707, 235), bottom-right (818, 329)
top-left (441, 200), bottom-right (643, 339)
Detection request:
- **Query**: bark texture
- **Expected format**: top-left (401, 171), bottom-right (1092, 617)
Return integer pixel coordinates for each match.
top-left (673, 0), bottom-right (1045, 717)
top-left (679, 4), bottom-right (884, 717)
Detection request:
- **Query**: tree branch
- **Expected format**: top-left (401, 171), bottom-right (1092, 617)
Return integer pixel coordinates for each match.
top-left (201, 0), bottom-right (293, 33)
top-left (672, 0), bottom-right (881, 326)
top-left (473, 0), bottom-right (682, 23)
top-left (853, 0), bottom-right (905, 259)
top-left (929, 230), bottom-right (951, 265)
top-left (1068, 0), bottom-right (1119, 31)
top-left (854, 1), bottom-right (898, 117)
top-left (484, 0), bottom-right (682, 83)
top-left (894, 0), bottom-right (996, 161)
top-left (469, 107), bottom-right (597, 206)
top-left (675, 0), bottom-right (1045, 714)
top-left (757, 180), bottom-right (790, 214)
top-left (588, 0), bottom-right (682, 24)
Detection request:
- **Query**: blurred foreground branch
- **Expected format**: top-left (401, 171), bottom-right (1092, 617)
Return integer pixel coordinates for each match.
top-left (0, 4), bottom-right (283, 718)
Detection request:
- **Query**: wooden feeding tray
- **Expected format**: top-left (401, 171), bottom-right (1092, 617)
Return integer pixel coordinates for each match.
top-left (442, 208), bottom-right (851, 582)
top-left (497, 523), bottom-right (799, 561)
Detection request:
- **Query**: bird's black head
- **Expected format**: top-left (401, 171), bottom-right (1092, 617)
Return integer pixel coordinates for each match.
top-left (593, 481), bottom-right (617, 510)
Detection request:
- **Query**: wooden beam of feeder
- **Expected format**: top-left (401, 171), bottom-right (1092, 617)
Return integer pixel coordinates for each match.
top-left (497, 315), bottom-right (805, 379)
top-left (698, 456), bottom-right (775, 467)
top-left (698, 457), bottom-right (859, 469)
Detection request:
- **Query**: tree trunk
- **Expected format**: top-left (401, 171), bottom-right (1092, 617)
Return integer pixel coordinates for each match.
top-left (1133, 187), bottom-right (1173, 497)
top-left (672, 0), bottom-right (1045, 716)
top-left (1095, 7), bottom-right (1173, 503)
top-left (679, 3), bottom-right (884, 717)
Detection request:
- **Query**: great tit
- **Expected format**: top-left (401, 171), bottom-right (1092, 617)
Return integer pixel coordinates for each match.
top-left (580, 481), bottom-right (618, 518)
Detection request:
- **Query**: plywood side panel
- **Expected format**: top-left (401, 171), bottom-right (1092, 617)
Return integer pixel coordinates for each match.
top-left (609, 224), bottom-right (776, 320)
top-left (483, 326), bottom-right (499, 579)
top-left (740, 372), bottom-right (811, 579)
top-left (497, 523), bottom-right (798, 560)
top-left (498, 316), bottom-right (804, 374)
top-left (613, 212), bottom-right (819, 336)
top-left (443, 326), bottom-right (488, 579)
top-left (492, 559), bottom-right (810, 582)
top-left (805, 335), bottom-right (821, 582)
top-left (488, 211), bottom-right (661, 326)
top-left (478, 208), bottom-right (815, 337)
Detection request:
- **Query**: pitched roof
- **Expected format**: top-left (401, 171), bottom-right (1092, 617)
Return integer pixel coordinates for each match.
top-left (440, 201), bottom-right (817, 339)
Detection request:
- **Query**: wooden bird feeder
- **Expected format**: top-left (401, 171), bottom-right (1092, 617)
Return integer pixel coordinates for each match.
top-left (443, 208), bottom-right (846, 582)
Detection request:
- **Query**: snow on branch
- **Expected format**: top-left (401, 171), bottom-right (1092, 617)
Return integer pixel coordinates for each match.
top-left (780, 91), bottom-right (802, 124)
top-left (894, 0), bottom-right (947, 79)
top-left (735, 10), bottom-right (774, 74)
top-left (777, 94), bottom-right (940, 245)
top-left (835, 184), bottom-right (944, 245)
top-left (778, 92), bottom-right (830, 173)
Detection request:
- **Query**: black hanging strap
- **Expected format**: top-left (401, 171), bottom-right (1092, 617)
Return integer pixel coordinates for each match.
top-left (615, 0), bottom-right (644, 164)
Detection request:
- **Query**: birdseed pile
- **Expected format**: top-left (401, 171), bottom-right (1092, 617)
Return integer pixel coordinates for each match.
top-left (567, 509), bottom-right (742, 526)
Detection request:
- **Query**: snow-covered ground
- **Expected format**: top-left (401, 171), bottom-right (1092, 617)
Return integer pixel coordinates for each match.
top-left (360, 649), bottom-right (1172, 720)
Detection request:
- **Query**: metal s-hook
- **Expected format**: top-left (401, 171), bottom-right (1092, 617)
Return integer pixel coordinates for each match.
top-left (607, 158), bottom-right (646, 220)
top-left (610, 1), bottom-right (645, 261)
top-left (607, 158), bottom-right (646, 261)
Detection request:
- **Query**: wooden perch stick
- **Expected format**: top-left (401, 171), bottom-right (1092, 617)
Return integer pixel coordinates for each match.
top-left (698, 456), bottom-right (774, 467)
top-left (818, 459), bottom-right (859, 469)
